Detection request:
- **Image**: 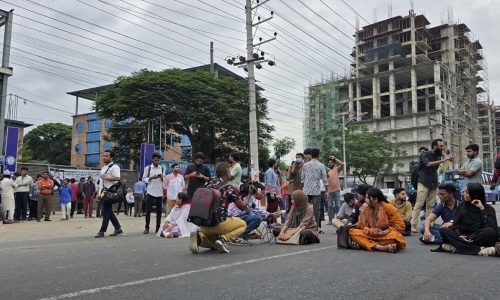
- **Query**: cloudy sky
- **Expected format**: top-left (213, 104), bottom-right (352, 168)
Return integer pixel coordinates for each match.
top-left (1, 0), bottom-right (498, 162)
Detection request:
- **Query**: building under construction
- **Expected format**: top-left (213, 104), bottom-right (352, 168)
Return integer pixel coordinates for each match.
top-left (304, 10), bottom-right (491, 187)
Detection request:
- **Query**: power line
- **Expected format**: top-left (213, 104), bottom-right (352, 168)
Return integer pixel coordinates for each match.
top-left (294, 0), bottom-right (355, 42)
top-left (318, 0), bottom-right (357, 30)
top-left (196, 0), bottom-right (244, 21)
top-left (10, 0), bottom-right (198, 66)
top-left (337, 0), bottom-right (370, 24)
top-left (9, 93), bottom-right (74, 115)
top-left (172, 0), bottom-right (243, 23)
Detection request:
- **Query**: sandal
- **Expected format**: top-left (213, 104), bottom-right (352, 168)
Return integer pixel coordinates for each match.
top-left (350, 241), bottom-right (360, 250)
top-left (388, 243), bottom-right (397, 253)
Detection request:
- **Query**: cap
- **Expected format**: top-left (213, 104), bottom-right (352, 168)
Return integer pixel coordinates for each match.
top-left (3, 170), bottom-right (11, 176)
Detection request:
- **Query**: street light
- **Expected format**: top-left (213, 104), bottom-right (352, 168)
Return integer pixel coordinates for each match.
top-left (340, 112), bottom-right (366, 186)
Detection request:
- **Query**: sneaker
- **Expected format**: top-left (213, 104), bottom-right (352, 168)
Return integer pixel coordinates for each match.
top-left (228, 237), bottom-right (252, 246)
top-left (2, 220), bottom-right (15, 224)
top-left (44, 219), bottom-right (51, 222)
top-left (189, 231), bottom-right (201, 254)
top-left (215, 238), bottom-right (230, 253)
top-left (419, 236), bottom-right (436, 245)
top-left (478, 247), bottom-right (496, 256)
top-left (326, 222), bottom-right (333, 225)
top-left (60, 218), bottom-right (67, 221)
top-left (143, 229), bottom-right (149, 234)
top-left (441, 243), bottom-right (457, 253)
top-left (94, 232), bottom-right (104, 238)
top-left (110, 228), bottom-right (123, 236)
top-left (411, 227), bottom-right (418, 233)
top-left (66, 216), bottom-right (69, 220)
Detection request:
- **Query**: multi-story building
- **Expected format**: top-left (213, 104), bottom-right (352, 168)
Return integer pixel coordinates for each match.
top-left (305, 10), bottom-right (487, 187)
top-left (478, 101), bottom-right (496, 171)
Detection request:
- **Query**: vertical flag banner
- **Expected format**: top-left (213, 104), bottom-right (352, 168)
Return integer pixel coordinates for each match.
top-left (4, 126), bottom-right (19, 173)
top-left (140, 143), bottom-right (155, 179)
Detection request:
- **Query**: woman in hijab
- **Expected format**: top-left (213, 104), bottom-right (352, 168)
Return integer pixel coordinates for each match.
top-left (437, 183), bottom-right (498, 255)
top-left (349, 188), bottom-right (406, 253)
top-left (273, 190), bottom-right (320, 245)
top-left (157, 192), bottom-right (198, 238)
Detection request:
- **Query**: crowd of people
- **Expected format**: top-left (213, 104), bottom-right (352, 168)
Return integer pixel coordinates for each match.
top-left (1, 139), bottom-right (500, 257)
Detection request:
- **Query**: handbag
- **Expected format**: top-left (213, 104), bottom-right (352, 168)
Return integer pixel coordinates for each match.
top-left (276, 228), bottom-right (303, 245)
top-left (336, 225), bottom-right (356, 249)
top-left (101, 182), bottom-right (124, 205)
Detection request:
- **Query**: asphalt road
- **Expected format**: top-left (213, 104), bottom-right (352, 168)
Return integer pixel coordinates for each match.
top-left (1, 214), bottom-right (499, 300)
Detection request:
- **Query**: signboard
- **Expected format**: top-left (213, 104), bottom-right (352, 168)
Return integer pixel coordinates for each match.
top-left (49, 167), bottom-right (101, 185)
top-left (4, 127), bottom-right (19, 173)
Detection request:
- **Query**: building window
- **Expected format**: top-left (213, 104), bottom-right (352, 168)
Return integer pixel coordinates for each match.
top-left (75, 122), bottom-right (84, 133)
top-left (88, 120), bottom-right (101, 132)
top-left (85, 154), bottom-right (100, 165)
top-left (104, 141), bottom-right (112, 151)
top-left (75, 143), bottom-right (82, 154)
top-left (87, 113), bottom-right (98, 120)
top-left (105, 118), bottom-right (112, 129)
top-left (86, 132), bottom-right (100, 142)
top-left (86, 142), bottom-right (100, 154)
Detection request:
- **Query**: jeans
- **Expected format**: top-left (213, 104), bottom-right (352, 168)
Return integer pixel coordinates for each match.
top-left (70, 201), bottom-right (77, 217)
top-left (418, 223), bottom-right (443, 244)
top-left (83, 195), bottom-right (94, 217)
top-left (133, 194), bottom-right (144, 216)
top-left (14, 192), bottom-right (29, 221)
top-left (37, 194), bottom-right (52, 220)
top-left (199, 217), bottom-right (246, 248)
top-left (239, 214), bottom-right (262, 237)
top-left (145, 195), bottom-right (163, 232)
top-left (327, 191), bottom-right (341, 222)
top-left (28, 199), bottom-right (38, 219)
top-left (308, 195), bottom-right (322, 229)
top-left (99, 200), bottom-right (121, 233)
top-left (116, 196), bottom-right (128, 215)
top-left (96, 200), bottom-right (103, 217)
top-left (411, 183), bottom-right (437, 229)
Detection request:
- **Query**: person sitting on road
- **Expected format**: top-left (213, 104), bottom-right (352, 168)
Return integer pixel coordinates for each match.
top-left (332, 193), bottom-right (355, 229)
top-left (157, 192), bottom-right (197, 238)
top-left (349, 188), bottom-right (406, 253)
top-left (347, 184), bottom-right (372, 225)
top-left (189, 162), bottom-right (247, 254)
top-left (273, 190), bottom-right (320, 245)
top-left (434, 183), bottom-right (498, 256)
top-left (389, 188), bottom-right (413, 236)
top-left (419, 183), bottom-right (460, 245)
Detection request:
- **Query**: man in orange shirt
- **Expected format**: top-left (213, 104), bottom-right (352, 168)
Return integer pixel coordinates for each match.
top-left (37, 171), bottom-right (54, 222)
top-left (326, 156), bottom-right (344, 225)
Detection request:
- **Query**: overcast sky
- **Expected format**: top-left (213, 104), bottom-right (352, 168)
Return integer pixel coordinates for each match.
top-left (1, 0), bottom-right (498, 162)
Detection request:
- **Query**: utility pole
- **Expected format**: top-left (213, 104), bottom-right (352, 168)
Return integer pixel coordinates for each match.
top-left (227, 0), bottom-right (276, 180)
top-left (0, 9), bottom-right (14, 157)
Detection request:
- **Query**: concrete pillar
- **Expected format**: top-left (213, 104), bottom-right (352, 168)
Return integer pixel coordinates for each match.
top-left (389, 61), bottom-right (396, 116)
top-left (410, 12), bottom-right (416, 65)
top-left (372, 65), bottom-right (380, 119)
top-left (348, 82), bottom-right (354, 117)
top-left (411, 67), bottom-right (418, 113)
top-left (433, 63), bottom-right (442, 110)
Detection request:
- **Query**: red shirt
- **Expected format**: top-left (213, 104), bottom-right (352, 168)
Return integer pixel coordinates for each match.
top-left (69, 183), bottom-right (79, 202)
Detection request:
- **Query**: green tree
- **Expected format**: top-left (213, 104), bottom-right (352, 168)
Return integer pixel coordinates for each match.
top-left (317, 124), bottom-right (405, 184)
top-left (23, 123), bottom-right (72, 165)
top-left (96, 69), bottom-right (273, 164)
top-left (273, 137), bottom-right (296, 162)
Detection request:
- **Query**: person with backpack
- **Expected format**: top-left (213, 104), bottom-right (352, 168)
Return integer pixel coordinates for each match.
top-left (143, 152), bottom-right (165, 235)
top-left (188, 162), bottom-right (247, 254)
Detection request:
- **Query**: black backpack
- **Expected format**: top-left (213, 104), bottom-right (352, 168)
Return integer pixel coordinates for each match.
top-left (410, 160), bottom-right (421, 189)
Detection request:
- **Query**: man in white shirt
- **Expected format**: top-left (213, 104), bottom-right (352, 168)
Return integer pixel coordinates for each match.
top-left (163, 163), bottom-right (185, 214)
top-left (95, 150), bottom-right (123, 238)
top-left (228, 152), bottom-right (242, 188)
top-left (143, 153), bottom-right (165, 234)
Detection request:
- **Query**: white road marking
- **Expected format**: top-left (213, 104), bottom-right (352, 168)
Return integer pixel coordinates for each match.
top-left (39, 245), bottom-right (335, 300)
top-left (0, 240), bottom-right (103, 251)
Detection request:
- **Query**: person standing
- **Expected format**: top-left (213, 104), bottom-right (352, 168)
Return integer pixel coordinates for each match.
top-left (184, 152), bottom-right (211, 201)
top-left (458, 144), bottom-right (483, 185)
top-left (68, 178), bottom-right (79, 218)
top-left (410, 139), bottom-right (452, 233)
top-left (301, 148), bottom-right (328, 229)
top-left (1, 171), bottom-right (17, 221)
top-left (264, 158), bottom-right (281, 213)
top-left (133, 178), bottom-right (146, 217)
top-left (37, 171), bottom-right (54, 222)
top-left (143, 152), bottom-right (165, 234)
top-left (77, 177), bottom-right (85, 214)
top-left (287, 153), bottom-right (305, 213)
top-left (14, 167), bottom-right (33, 221)
top-left (326, 156), bottom-right (344, 225)
top-left (489, 137), bottom-right (500, 190)
top-left (163, 163), bottom-right (185, 215)
top-left (29, 175), bottom-right (41, 221)
top-left (228, 152), bottom-right (242, 188)
top-left (95, 150), bottom-right (123, 238)
top-left (59, 179), bottom-right (72, 221)
top-left (82, 176), bottom-right (96, 218)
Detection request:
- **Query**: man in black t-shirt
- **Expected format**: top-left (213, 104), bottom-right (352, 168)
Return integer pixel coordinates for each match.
top-left (184, 152), bottom-right (211, 200)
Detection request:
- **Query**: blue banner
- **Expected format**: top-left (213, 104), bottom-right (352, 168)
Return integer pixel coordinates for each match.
top-left (139, 143), bottom-right (155, 179)
top-left (4, 127), bottom-right (19, 173)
